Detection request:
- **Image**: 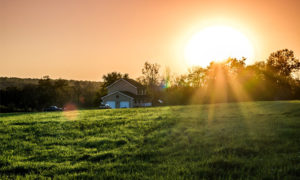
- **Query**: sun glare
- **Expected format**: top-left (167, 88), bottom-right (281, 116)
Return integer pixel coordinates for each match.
top-left (184, 26), bottom-right (254, 67)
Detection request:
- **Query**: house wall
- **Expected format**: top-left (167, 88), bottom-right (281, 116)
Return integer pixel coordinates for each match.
top-left (133, 98), bottom-right (152, 107)
top-left (108, 79), bottom-right (137, 95)
top-left (137, 88), bottom-right (147, 95)
top-left (102, 92), bottom-right (133, 108)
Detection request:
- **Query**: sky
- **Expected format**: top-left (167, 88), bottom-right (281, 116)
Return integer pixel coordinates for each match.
top-left (1, 0), bottom-right (300, 81)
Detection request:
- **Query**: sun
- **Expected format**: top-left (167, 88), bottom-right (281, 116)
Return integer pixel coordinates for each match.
top-left (184, 26), bottom-right (254, 67)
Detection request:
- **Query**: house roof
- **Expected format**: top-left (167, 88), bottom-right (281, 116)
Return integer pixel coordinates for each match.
top-left (101, 91), bottom-right (134, 100)
top-left (106, 78), bottom-right (145, 89)
top-left (123, 78), bottom-right (145, 89)
top-left (119, 91), bottom-right (136, 98)
top-left (101, 90), bottom-right (150, 100)
top-left (120, 91), bottom-right (150, 100)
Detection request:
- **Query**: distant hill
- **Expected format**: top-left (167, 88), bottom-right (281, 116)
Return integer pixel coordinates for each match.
top-left (0, 77), bottom-right (103, 89)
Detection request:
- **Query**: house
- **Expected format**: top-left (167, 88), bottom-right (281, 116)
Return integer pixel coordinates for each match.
top-left (101, 78), bottom-right (152, 108)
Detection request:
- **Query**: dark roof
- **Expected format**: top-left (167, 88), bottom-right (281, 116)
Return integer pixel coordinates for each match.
top-left (119, 91), bottom-right (136, 98)
top-left (120, 91), bottom-right (150, 100)
top-left (102, 91), bottom-right (134, 100)
top-left (123, 78), bottom-right (145, 89)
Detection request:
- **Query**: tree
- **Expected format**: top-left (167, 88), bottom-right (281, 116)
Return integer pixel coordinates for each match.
top-left (187, 66), bottom-right (206, 88)
top-left (102, 72), bottom-right (129, 88)
top-left (140, 62), bottom-right (160, 87)
top-left (264, 49), bottom-right (300, 99)
top-left (267, 49), bottom-right (300, 77)
top-left (224, 57), bottom-right (246, 75)
top-left (54, 79), bottom-right (70, 106)
top-left (139, 62), bottom-right (161, 104)
top-left (99, 72), bottom-right (129, 98)
top-left (38, 76), bottom-right (55, 108)
top-left (173, 74), bottom-right (189, 87)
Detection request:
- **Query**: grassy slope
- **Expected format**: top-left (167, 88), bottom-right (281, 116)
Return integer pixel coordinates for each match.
top-left (0, 101), bottom-right (300, 179)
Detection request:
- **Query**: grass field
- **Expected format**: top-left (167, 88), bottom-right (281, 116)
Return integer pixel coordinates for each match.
top-left (0, 101), bottom-right (300, 179)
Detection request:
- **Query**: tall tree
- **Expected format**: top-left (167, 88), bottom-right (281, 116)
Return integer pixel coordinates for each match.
top-left (140, 62), bottom-right (160, 87)
top-left (267, 49), bottom-right (300, 77)
top-left (187, 66), bottom-right (206, 88)
top-left (139, 62), bottom-right (161, 104)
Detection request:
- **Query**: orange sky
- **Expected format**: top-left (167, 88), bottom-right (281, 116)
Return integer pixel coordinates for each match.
top-left (1, 0), bottom-right (299, 81)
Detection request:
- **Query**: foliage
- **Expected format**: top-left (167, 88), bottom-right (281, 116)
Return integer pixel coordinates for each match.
top-left (187, 66), bottom-right (207, 88)
top-left (102, 72), bottom-right (129, 88)
top-left (266, 49), bottom-right (300, 77)
top-left (0, 77), bottom-right (101, 112)
top-left (163, 50), bottom-right (300, 105)
top-left (138, 62), bottom-right (161, 104)
top-left (1, 49), bottom-right (300, 111)
top-left (0, 101), bottom-right (300, 179)
top-left (140, 61), bottom-right (160, 87)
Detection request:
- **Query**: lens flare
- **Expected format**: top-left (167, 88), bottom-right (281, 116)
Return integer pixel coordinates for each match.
top-left (62, 103), bottom-right (79, 120)
top-left (162, 68), bottom-right (171, 89)
top-left (162, 79), bottom-right (171, 89)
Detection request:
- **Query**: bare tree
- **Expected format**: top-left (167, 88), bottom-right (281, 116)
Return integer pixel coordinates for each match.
top-left (140, 62), bottom-right (160, 87)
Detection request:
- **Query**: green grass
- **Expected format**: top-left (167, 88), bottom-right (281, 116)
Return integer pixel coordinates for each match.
top-left (0, 101), bottom-right (300, 179)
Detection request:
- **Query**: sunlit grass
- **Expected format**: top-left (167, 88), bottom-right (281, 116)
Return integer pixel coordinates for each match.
top-left (0, 101), bottom-right (300, 179)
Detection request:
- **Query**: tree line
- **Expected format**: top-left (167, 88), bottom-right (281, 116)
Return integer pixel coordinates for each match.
top-left (100, 49), bottom-right (300, 105)
top-left (1, 49), bottom-right (300, 112)
top-left (0, 77), bottom-right (102, 112)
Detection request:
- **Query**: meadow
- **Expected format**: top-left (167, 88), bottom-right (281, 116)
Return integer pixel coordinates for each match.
top-left (0, 101), bottom-right (300, 179)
